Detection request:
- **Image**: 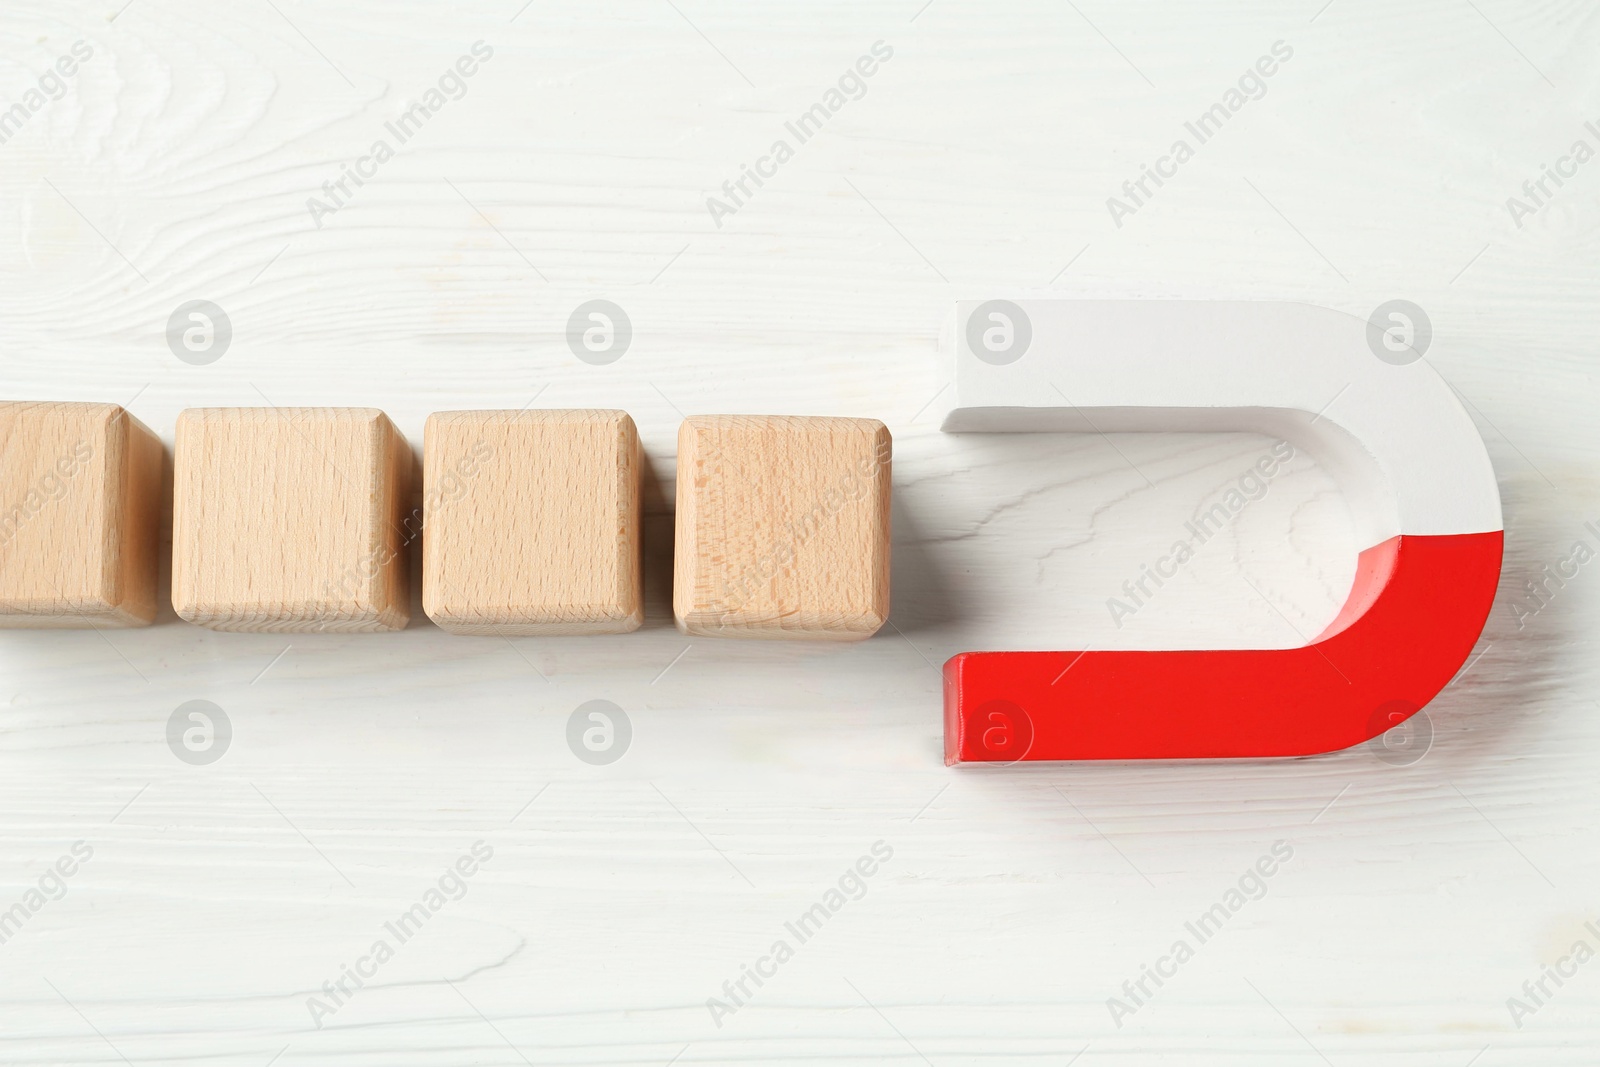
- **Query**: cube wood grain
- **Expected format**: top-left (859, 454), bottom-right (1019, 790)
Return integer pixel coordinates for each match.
top-left (423, 409), bottom-right (642, 635)
top-left (674, 415), bottom-right (891, 640)
top-left (0, 402), bottom-right (163, 627)
top-left (172, 407), bottom-right (411, 632)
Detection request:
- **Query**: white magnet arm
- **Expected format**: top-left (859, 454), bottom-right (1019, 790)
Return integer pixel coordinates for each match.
top-left (941, 300), bottom-right (1502, 547)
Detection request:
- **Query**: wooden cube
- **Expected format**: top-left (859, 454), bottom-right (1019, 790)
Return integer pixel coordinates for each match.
top-left (172, 407), bottom-right (411, 632)
top-left (674, 415), bottom-right (891, 639)
top-left (0, 402), bottom-right (163, 627)
top-left (423, 409), bottom-right (642, 635)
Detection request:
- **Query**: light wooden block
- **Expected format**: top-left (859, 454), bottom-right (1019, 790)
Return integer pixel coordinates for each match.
top-left (423, 409), bottom-right (642, 635)
top-left (0, 402), bottom-right (163, 628)
top-left (172, 407), bottom-right (411, 632)
top-left (674, 414), bottom-right (891, 639)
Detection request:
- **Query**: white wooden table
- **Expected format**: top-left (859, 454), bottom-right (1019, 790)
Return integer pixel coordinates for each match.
top-left (2, 1), bottom-right (1596, 1063)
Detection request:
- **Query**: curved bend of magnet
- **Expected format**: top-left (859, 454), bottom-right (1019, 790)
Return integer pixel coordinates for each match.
top-left (941, 300), bottom-right (1503, 764)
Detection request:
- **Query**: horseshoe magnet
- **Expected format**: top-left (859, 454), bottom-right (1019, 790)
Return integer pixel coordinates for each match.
top-left (941, 300), bottom-right (1503, 763)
